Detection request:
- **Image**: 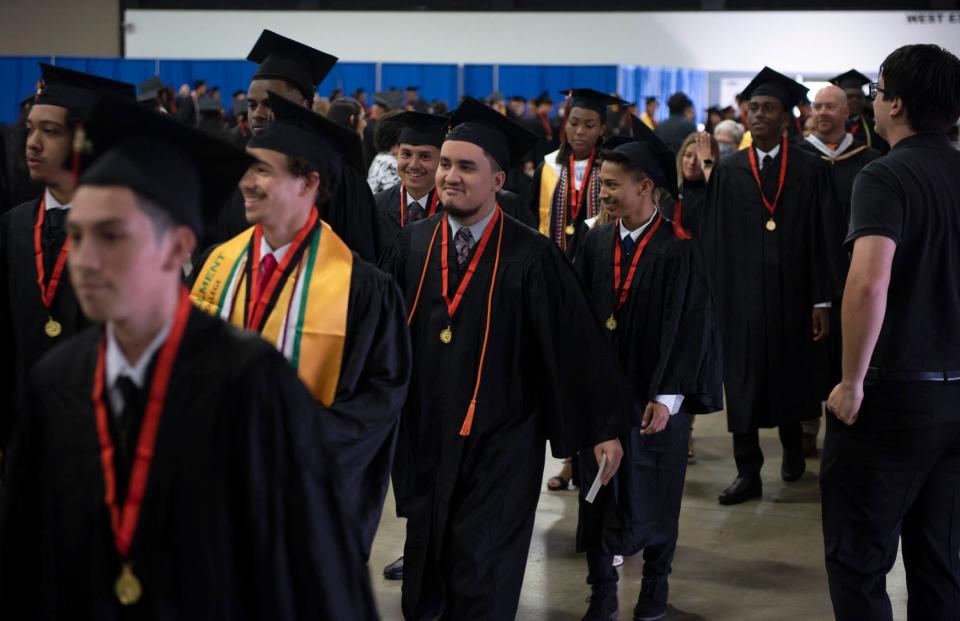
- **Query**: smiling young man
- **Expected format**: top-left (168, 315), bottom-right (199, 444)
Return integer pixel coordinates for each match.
top-left (528, 88), bottom-right (628, 257)
top-left (190, 92), bottom-right (411, 560)
top-left (208, 30), bottom-right (381, 262)
top-left (575, 125), bottom-right (722, 621)
top-left (0, 95), bottom-right (375, 618)
top-left (0, 64), bottom-right (135, 453)
top-left (700, 67), bottom-right (843, 505)
top-left (822, 44), bottom-right (960, 621)
top-left (380, 96), bottom-right (629, 620)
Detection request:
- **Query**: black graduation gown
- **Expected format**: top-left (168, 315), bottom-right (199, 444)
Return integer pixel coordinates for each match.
top-left (699, 142), bottom-right (843, 433)
top-left (188, 243), bottom-right (412, 560)
top-left (205, 167), bottom-right (382, 264)
top-left (379, 212), bottom-right (631, 620)
top-left (797, 138), bottom-right (881, 396)
top-left (574, 220), bottom-right (722, 556)
top-left (847, 115), bottom-right (889, 154)
top-left (0, 197), bottom-right (88, 450)
top-left (374, 183), bottom-right (538, 261)
top-left (527, 158), bottom-right (599, 259)
top-left (676, 178), bottom-right (707, 237)
top-left (0, 308), bottom-right (377, 620)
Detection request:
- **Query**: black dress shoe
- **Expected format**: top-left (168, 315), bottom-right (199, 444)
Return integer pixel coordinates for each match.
top-left (383, 556), bottom-right (403, 581)
top-left (781, 454), bottom-right (806, 482)
top-left (718, 476), bottom-right (762, 505)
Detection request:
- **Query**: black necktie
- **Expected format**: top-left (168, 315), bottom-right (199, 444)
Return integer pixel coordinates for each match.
top-left (621, 233), bottom-right (637, 257)
top-left (43, 208), bottom-right (67, 278)
top-left (114, 375), bottom-right (147, 505)
top-left (761, 154), bottom-right (778, 200)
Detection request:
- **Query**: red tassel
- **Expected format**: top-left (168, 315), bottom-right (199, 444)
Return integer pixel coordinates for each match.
top-left (459, 401), bottom-right (477, 436)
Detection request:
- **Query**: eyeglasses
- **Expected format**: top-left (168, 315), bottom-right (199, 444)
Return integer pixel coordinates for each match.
top-left (868, 82), bottom-right (886, 100)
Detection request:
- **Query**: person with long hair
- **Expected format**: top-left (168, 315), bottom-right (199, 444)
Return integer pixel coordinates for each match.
top-left (528, 88), bottom-right (627, 259)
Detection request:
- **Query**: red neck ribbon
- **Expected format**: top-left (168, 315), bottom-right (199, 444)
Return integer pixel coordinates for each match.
top-left (612, 215), bottom-right (663, 312)
top-left (747, 135), bottom-right (789, 220)
top-left (33, 194), bottom-right (70, 310)
top-left (567, 148), bottom-right (597, 225)
top-left (399, 183), bottom-right (440, 228)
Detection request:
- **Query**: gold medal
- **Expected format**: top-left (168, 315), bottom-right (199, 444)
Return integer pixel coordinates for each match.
top-left (44, 317), bottom-right (62, 338)
top-left (114, 563), bottom-right (142, 606)
top-left (565, 224), bottom-right (576, 236)
top-left (440, 326), bottom-right (453, 344)
top-left (766, 218), bottom-right (777, 232)
top-left (605, 315), bottom-right (618, 331)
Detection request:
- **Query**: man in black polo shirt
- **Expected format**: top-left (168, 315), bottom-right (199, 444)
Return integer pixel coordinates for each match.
top-left (822, 44), bottom-right (960, 621)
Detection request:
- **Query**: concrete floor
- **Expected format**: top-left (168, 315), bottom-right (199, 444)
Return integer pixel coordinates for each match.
top-left (368, 411), bottom-right (909, 620)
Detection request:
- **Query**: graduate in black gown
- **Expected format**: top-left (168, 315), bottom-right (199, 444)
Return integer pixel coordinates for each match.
top-left (700, 67), bottom-right (843, 506)
top-left (375, 111), bottom-right (536, 260)
top-left (0, 95), bottom-right (376, 620)
top-left (799, 84), bottom-right (881, 451)
top-left (575, 126), bottom-right (722, 621)
top-left (527, 89), bottom-right (628, 257)
top-left (190, 92), bottom-right (411, 560)
top-left (208, 30), bottom-right (382, 262)
top-left (379, 97), bottom-right (629, 620)
top-left (0, 65), bottom-right (135, 452)
top-left (829, 69), bottom-right (890, 155)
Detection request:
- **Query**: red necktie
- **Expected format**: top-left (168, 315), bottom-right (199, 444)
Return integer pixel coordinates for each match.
top-left (258, 253), bottom-right (278, 293)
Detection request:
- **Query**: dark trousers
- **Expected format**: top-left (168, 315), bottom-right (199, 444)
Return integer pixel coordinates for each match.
top-left (732, 422), bottom-right (802, 478)
top-left (584, 414), bottom-right (692, 592)
top-left (820, 382), bottom-right (960, 621)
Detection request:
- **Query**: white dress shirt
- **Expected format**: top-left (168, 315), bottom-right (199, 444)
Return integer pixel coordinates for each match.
top-left (259, 237), bottom-right (291, 265)
top-left (405, 190), bottom-right (431, 211)
top-left (44, 188), bottom-right (70, 211)
top-left (105, 320), bottom-right (172, 415)
top-left (619, 209), bottom-right (685, 416)
top-left (449, 207), bottom-right (496, 243)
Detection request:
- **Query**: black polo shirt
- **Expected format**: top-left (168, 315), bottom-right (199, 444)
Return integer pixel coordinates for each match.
top-left (846, 132), bottom-right (960, 372)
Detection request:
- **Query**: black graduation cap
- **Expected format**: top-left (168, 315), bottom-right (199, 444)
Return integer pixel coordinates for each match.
top-left (394, 111), bottom-right (448, 149)
top-left (445, 96), bottom-right (538, 170)
top-left (78, 95), bottom-right (254, 236)
top-left (602, 115), bottom-right (678, 200)
top-left (645, 96), bottom-right (658, 105)
top-left (740, 67), bottom-right (809, 110)
top-left (35, 64), bottom-right (135, 118)
top-left (137, 76), bottom-right (166, 103)
top-left (405, 85), bottom-right (420, 92)
top-left (247, 29), bottom-right (338, 102)
top-left (248, 91), bottom-right (365, 173)
top-left (509, 95), bottom-right (526, 103)
top-left (560, 88), bottom-right (629, 119)
top-left (198, 98), bottom-right (223, 116)
top-left (706, 105), bottom-right (723, 116)
top-left (829, 69), bottom-right (872, 90)
top-left (532, 91), bottom-right (553, 106)
top-left (373, 89), bottom-right (404, 110)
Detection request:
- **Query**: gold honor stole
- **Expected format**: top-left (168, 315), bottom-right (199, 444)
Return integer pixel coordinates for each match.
top-left (538, 153), bottom-right (562, 237)
top-left (189, 221), bottom-right (352, 405)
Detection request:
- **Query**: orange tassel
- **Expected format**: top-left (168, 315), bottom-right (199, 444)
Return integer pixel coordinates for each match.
top-left (459, 401), bottom-right (477, 437)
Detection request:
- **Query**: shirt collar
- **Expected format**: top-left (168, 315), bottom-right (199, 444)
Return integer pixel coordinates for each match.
top-left (259, 235), bottom-right (291, 264)
top-left (405, 189), bottom-right (431, 210)
top-left (619, 207), bottom-right (659, 242)
top-left (105, 320), bottom-right (173, 390)
top-left (754, 143), bottom-right (781, 164)
top-left (449, 206), bottom-right (497, 242)
top-left (44, 188), bottom-right (70, 211)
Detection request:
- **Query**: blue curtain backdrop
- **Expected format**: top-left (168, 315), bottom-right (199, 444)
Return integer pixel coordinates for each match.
top-left (618, 65), bottom-right (708, 125)
top-left (0, 56), bottom-right (705, 125)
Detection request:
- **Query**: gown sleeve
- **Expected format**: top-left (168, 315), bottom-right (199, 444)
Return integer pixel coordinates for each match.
top-left (647, 241), bottom-right (724, 414)
top-left (312, 261), bottom-right (412, 557)
top-left (523, 241), bottom-right (632, 458)
top-left (807, 161), bottom-right (844, 305)
top-left (234, 348), bottom-right (378, 620)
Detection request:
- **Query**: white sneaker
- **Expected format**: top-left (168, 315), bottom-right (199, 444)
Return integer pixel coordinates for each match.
top-left (612, 555), bottom-right (624, 567)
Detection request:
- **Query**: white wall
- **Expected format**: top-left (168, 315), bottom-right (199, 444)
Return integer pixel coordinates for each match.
top-left (124, 9), bottom-right (960, 72)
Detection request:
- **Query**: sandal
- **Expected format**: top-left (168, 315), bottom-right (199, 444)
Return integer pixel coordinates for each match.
top-left (547, 475), bottom-right (570, 491)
